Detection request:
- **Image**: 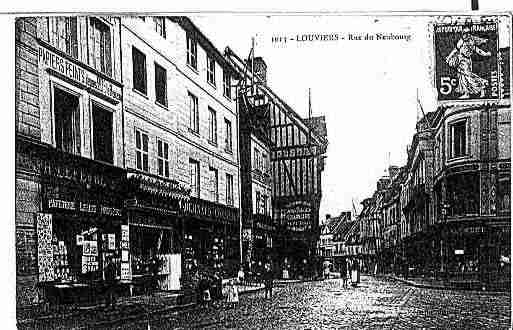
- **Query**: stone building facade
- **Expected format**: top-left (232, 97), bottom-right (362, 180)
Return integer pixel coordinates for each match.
top-left (16, 16), bottom-right (124, 306)
top-left (120, 16), bottom-right (241, 279)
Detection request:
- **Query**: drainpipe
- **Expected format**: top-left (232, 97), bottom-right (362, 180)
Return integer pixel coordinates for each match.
top-left (236, 84), bottom-right (243, 267)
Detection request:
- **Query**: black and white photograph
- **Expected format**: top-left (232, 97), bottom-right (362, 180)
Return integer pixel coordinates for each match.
top-left (6, 1), bottom-right (513, 329)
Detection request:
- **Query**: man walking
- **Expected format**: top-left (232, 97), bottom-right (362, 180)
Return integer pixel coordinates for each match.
top-left (104, 256), bottom-right (118, 309)
top-left (264, 263), bottom-right (273, 299)
top-left (340, 259), bottom-right (348, 289)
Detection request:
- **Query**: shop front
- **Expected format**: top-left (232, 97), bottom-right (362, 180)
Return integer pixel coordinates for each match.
top-left (180, 197), bottom-right (240, 278)
top-left (251, 213), bottom-right (275, 271)
top-left (36, 146), bottom-right (127, 304)
top-left (440, 221), bottom-right (510, 285)
top-left (125, 171), bottom-right (190, 293)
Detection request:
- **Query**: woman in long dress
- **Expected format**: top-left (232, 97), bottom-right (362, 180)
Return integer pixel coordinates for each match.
top-left (445, 26), bottom-right (492, 99)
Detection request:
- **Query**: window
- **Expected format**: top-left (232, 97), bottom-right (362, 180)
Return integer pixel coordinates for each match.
top-left (223, 70), bottom-right (231, 99)
top-left (132, 47), bottom-right (147, 94)
top-left (208, 107), bottom-right (217, 144)
top-left (262, 195), bottom-right (268, 215)
top-left (189, 159), bottom-right (200, 198)
top-left (157, 138), bottom-right (169, 178)
top-left (224, 118), bottom-right (233, 153)
top-left (186, 34), bottom-right (197, 69)
top-left (255, 191), bottom-right (261, 213)
top-left (254, 149), bottom-right (260, 171)
top-left (89, 18), bottom-right (112, 76)
top-left (209, 167), bottom-right (219, 202)
top-left (262, 152), bottom-right (267, 173)
top-left (154, 63), bottom-right (167, 107)
top-left (153, 17), bottom-right (166, 38)
top-left (50, 17), bottom-right (78, 59)
top-left (451, 120), bottom-right (467, 158)
top-left (92, 104), bottom-right (113, 164)
top-left (188, 92), bottom-right (199, 133)
top-left (135, 129), bottom-right (149, 172)
top-left (207, 56), bottom-right (216, 86)
top-left (226, 173), bottom-right (234, 206)
top-left (54, 88), bottom-right (80, 155)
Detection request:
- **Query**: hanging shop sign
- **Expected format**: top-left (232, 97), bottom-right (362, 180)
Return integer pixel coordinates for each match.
top-left (434, 20), bottom-right (501, 101)
top-left (281, 201), bottom-right (312, 232)
top-left (38, 45), bottom-right (122, 103)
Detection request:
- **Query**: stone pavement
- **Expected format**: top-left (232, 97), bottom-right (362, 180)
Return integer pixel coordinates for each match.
top-left (384, 274), bottom-right (510, 291)
top-left (16, 282), bottom-right (264, 329)
top-left (97, 276), bottom-right (511, 329)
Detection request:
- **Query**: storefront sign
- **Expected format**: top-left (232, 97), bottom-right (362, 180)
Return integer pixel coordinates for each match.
top-left (49, 198), bottom-right (76, 211)
top-left (463, 226), bottom-right (485, 234)
top-left (48, 198), bottom-right (122, 217)
top-left (37, 213), bottom-right (54, 282)
top-left (79, 202), bottom-right (97, 213)
top-left (434, 21), bottom-right (500, 101)
top-left (81, 256), bottom-right (98, 274)
top-left (454, 249), bottom-right (465, 255)
top-left (120, 262), bottom-right (131, 281)
top-left (38, 46), bottom-right (122, 102)
top-left (83, 241), bottom-right (98, 256)
top-left (107, 234), bottom-right (116, 250)
top-left (281, 201), bottom-right (312, 232)
top-left (100, 206), bottom-right (122, 217)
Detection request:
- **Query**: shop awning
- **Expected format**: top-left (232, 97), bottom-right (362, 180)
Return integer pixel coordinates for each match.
top-left (127, 171), bottom-right (190, 200)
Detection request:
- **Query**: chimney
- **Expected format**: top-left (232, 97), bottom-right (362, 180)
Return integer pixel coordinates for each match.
top-left (377, 177), bottom-right (390, 191)
top-left (254, 57), bottom-right (267, 85)
top-left (325, 214), bottom-right (331, 221)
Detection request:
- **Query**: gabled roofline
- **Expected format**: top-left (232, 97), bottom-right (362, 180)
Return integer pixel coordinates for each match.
top-left (225, 46), bottom-right (328, 148)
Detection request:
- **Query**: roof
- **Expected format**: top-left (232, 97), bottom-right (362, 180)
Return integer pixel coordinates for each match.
top-left (305, 116), bottom-right (328, 142)
top-left (224, 47), bottom-right (329, 149)
top-left (169, 17), bottom-right (240, 77)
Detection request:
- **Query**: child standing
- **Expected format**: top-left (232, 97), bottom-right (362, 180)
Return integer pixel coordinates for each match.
top-left (226, 279), bottom-right (239, 308)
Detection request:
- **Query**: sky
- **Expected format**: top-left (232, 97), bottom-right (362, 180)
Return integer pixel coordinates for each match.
top-left (191, 14), bottom-right (440, 218)
top-left (190, 13), bottom-right (511, 219)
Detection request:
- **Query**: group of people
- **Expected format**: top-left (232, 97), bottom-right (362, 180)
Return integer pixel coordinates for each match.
top-left (196, 262), bottom-right (275, 308)
top-left (324, 259), bottom-right (360, 288)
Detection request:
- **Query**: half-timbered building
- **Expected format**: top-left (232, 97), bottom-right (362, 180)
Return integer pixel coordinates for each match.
top-left (225, 49), bottom-right (328, 277)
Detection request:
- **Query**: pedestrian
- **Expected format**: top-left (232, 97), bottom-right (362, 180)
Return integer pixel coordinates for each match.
top-left (340, 259), bottom-right (348, 289)
top-left (104, 255), bottom-right (118, 309)
top-left (323, 265), bottom-right (330, 280)
top-left (150, 255), bottom-right (162, 295)
top-left (198, 274), bottom-right (211, 306)
top-left (212, 272), bottom-right (222, 301)
top-left (237, 267), bottom-right (245, 285)
top-left (226, 279), bottom-right (239, 308)
top-left (264, 263), bottom-right (273, 299)
top-left (351, 260), bottom-right (359, 287)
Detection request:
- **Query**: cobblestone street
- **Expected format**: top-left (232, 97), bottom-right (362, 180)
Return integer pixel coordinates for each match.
top-left (97, 276), bottom-right (511, 329)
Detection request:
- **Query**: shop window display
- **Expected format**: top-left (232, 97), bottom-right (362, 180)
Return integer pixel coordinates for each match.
top-left (51, 216), bottom-right (122, 283)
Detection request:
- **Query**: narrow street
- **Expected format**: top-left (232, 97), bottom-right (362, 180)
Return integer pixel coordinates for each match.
top-left (92, 276), bottom-right (510, 329)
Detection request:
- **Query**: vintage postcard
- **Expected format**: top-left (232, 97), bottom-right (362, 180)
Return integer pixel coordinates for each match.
top-left (12, 9), bottom-right (512, 329)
